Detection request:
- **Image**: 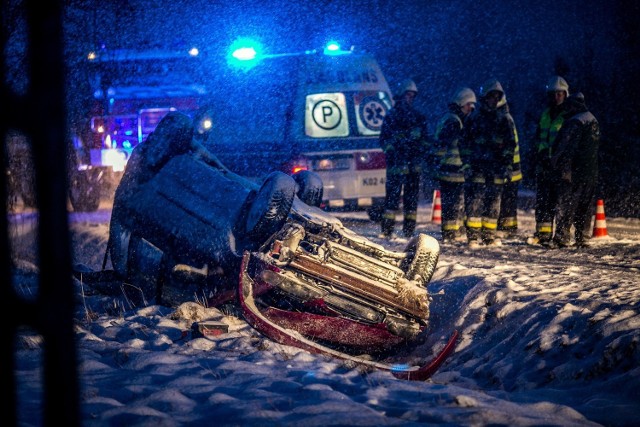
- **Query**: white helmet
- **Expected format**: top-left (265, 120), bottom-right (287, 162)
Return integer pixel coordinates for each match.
top-left (479, 78), bottom-right (505, 100)
top-left (397, 79), bottom-right (418, 96)
top-left (451, 87), bottom-right (476, 106)
top-left (546, 76), bottom-right (569, 96)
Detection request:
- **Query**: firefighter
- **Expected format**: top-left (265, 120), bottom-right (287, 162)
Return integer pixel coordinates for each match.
top-left (529, 76), bottom-right (570, 246)
top-left (460, 79), bottom-right (517, 247)
top-left (497, 96), bottom-right (522, 239)
top-left (550, 92), bottom-right (600, 248)
top-left (379, 79), bottom-right (429, 238)
top-left (433, 86), bottom-right (476, 243)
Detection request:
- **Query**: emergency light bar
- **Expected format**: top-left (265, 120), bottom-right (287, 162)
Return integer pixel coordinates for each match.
top-left (87, 47), bottom-right (200, 62)
top-left (228, 39), bottom-right (353, 69)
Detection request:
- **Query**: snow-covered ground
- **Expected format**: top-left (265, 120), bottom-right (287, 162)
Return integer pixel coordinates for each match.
top-left (9, 199), bottom-right (640, 426)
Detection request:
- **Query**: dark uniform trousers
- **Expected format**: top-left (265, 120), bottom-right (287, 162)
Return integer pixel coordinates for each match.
top-left (465, 176), bottom-right (504, 242)
top-left (534, 163), bottom-right (557, 242)
top-left (440, 180), bottom-right (465, 239)
top-left (498, 180), bottom-right (518, 233)
top-left (554, 178), bottom-right (596, 245)
top-left (381, 169), bottom-right (420, 236)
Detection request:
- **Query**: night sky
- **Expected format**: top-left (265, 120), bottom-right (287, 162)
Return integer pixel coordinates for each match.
top-left (5, 0), bottom-right (640, 214)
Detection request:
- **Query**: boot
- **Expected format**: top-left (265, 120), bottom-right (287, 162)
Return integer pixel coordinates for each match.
top-left (380, 218), bottom-right (394, 238)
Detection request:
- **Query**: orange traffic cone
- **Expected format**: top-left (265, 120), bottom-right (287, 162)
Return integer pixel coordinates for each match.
top-left (592, 199), bottom-right (609, 238)
top-left (431, 189), bottom-right (442, 224)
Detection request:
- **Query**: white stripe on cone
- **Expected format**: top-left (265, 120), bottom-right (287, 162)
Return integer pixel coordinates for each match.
top-left (592, 199), bottom-right (608, 238)
top-left (431, 189), bottom-right (442, 224)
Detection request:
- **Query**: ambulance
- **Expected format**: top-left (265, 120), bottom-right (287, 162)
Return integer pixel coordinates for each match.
top-left (209, 43), bottom-right (393, 218)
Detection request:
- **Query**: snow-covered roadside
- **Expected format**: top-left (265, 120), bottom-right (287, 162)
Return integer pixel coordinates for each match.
top-left (9, 202), bottom-right (640, 426)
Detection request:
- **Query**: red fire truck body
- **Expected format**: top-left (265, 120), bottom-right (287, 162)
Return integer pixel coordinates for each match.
top-left (68, 48), bottom-right (209, 211)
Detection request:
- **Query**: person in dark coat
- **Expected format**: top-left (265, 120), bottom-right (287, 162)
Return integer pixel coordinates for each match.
top-left (460, 78), bottom-right (517, 247)
top-left (550, 92), bottom-right (600, 248)
top-left (497, 97), bottom-right (522, 239)
top-left (529, 76), bottom-right (570, 246)
top-left (433, 86), bottom-right (476, 243)
top-left (379, 79), bottom-right (429, 238)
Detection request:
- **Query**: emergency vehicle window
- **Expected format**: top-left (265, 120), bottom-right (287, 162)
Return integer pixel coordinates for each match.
top-left (305, 93), bottom-right (348, 138)
top-left (354, 91), bottom-right (392, 136)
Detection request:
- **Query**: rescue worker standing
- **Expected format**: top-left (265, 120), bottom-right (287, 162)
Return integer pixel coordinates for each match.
top-left (433, 87), bottom-right (476, 243)
top-left (530, 76), bottom-right (570, 246)
top-left (460, 79), bottom-right (517, 247)
top-left (550, 92), bottom-right (600, 248)
top-left (497, 95), bottom-right (522, 238)
top-left (379, 79), bottom-right (429, 238)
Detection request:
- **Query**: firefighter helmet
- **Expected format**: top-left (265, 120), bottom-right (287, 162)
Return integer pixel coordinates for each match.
top-left (546, 76), bottom-right (569, 96)
top-left (451, 87), bottom-right (476, 107)
top-left (479, 78), bottom-right (505, 100)
top-left (397, 79), bottom-right (418, 96)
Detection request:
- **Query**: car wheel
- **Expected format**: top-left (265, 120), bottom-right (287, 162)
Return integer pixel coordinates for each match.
top-left (242, 171), bottom-right (296, 245)
top-left (401, 233), bottom-right (440, 285)
top-left (293, 170), bottom-right (323, 207)
top-left (69, 169), bottom-right (102, 212)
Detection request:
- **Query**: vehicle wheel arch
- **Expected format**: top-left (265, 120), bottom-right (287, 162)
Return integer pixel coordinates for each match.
top-left (235, 171), bottom-right (296, 250)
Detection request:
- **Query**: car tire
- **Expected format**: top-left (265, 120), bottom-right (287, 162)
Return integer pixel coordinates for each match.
top-left (401, 233), bottom-right (440, 285)
top-left (293, 170), bottom-right (323, 207)
top-left (69, 169), bottom-right (102, 212)
top-left (241, 171), bottom-right (296, 245)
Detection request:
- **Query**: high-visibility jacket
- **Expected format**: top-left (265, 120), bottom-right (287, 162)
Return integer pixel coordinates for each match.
top-left (509, 125), bottom-right (523, 182)
top-left (536, 106), bottom-right (567, 161)
top-left (460, 102), bottom-right (517, 185)
top-left (434, 109), bottom-right (466, 183)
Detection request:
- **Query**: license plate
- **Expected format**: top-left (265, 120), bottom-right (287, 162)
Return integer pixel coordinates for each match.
top-left (362, 177), bottom-right (385, 186)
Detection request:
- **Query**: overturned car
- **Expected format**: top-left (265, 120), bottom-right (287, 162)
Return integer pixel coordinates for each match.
top-left (104, 112), bottom-right (456, 378)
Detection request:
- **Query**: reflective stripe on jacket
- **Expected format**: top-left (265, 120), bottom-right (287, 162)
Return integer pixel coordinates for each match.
top-left (434, 111), bottom-right (466, 183)
top-left (510, 125), bottom-right (522, 182)
top-left (460, 102), bottom-right (517, 185)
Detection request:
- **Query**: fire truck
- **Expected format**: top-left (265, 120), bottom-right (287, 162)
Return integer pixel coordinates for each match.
top-left (67, 46), bottom-right (210, 211)
top-left (68, 41), bottom-right (394, 218)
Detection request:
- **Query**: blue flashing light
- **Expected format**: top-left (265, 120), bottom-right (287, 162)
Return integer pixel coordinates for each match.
top-left (189, 47), bottom-right (199, 57)
top-left (227, 37), bottom-right (263, 70)
top-left (323, 41), bottom-right (351, 56)
top-left (232, 47), bottom-right (257, 61)
top-left (326, 41), bottom-right (340, 52)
